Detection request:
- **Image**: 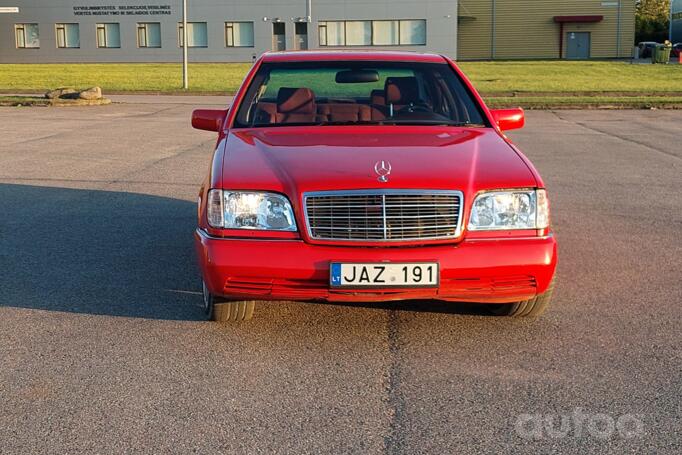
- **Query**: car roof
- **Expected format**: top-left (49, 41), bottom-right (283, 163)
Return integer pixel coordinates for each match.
top-left (261, 50), bottom-right (447, 64)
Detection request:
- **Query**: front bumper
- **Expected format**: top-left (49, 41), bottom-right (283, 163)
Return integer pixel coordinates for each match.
top-left (194, 230), bottom-right (557, 304)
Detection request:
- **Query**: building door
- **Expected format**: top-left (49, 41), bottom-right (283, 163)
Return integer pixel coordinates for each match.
top-left (566, 32), bottom-right (590, 59)
top-left (272, 23), bottom-right (286, 51)
top-left (295, 22), bottom-right (308, 50)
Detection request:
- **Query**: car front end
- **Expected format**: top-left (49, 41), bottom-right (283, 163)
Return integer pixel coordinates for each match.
top-left (192, 51), bottom-right (557, 321)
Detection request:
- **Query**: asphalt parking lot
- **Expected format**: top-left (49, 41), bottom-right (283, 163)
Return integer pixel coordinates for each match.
top-left (0, 101), bottom-right (680, 454)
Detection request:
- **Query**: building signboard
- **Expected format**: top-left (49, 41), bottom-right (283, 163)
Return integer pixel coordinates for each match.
top-left (73, 5), bottom-right (172, 16)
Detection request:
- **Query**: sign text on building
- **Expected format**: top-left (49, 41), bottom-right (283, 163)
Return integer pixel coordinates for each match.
top-left (73, 5), bottom-right (172, 16)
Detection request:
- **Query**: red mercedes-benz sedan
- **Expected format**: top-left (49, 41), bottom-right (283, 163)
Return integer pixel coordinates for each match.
top-left (192, 51), bottom-right (557, 322)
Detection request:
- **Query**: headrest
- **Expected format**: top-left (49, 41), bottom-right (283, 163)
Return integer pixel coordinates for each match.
top-left (385, 77), bottom-right (420, 105)
top-left (370, 89), bottom-right (385, 105)
top-left (277, 87), bottom-right (316, 114)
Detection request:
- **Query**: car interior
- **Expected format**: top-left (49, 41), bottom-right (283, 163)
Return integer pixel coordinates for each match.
top-left (243, 67), bottom-right (481, 127)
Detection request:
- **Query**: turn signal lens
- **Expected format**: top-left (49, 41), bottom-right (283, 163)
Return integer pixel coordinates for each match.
top-left (536, 189), bottom-right (549, 229)
top-left (207, 189), bottom-right (224, 228)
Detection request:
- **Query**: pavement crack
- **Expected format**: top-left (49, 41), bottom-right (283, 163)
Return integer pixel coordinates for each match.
top-left (105, 140), bottom-right (213, 189)
top-left (10, 131), bottom-right (69, 146)
top-left (576, 122), bottom-right (681, 161)
top-left (0, 177), bottom-right (199, 187)
top-left (550, 110), bottom-right (681, 161)
top-left (548, 110), bottom-right (570, 123)
top-left (383, 309), bottom-right (407, 455)
top-left (123, 104), bottom-right (183, 119)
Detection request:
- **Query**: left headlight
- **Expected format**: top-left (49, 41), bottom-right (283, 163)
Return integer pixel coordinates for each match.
top-left (468, 189), bottom-right (549, 231)
top-left (206, 190), bottom-right (297, 231)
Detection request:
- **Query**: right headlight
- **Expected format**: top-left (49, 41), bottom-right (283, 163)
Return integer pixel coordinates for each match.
top-left (206, 189), bottom-right (297, 231)
top-left (468, 189), bottom-right (549, 231)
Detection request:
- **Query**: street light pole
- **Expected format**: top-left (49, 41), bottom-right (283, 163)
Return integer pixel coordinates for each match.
top-left (182, 0), bottom-right (188, 89)
top-left (616, 0), bottom-right (621, 58)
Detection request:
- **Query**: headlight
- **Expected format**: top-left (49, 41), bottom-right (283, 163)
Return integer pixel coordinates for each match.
top-left (468, 189), bottom-right (549, 230)
top-left (206, 190), bottom-right (297, 231)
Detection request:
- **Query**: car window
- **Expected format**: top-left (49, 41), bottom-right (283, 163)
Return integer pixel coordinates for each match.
top-left (261, 68), bottom-right (414, 99)
top-left (234, 61), bottom-right (488, 128)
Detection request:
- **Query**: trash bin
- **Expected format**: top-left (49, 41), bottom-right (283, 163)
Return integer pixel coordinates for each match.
top-left (652, 43), bottom-right (672, 64)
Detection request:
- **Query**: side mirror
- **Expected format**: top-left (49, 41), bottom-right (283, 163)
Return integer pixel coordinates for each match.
top-left (192, 109), bottom-right (228, 132)
top-left (490, 108), bottom-right (525, 131)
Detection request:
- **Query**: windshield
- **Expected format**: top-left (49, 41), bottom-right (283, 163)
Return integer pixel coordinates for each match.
top-left (233, 61), bottom-right (488, 128)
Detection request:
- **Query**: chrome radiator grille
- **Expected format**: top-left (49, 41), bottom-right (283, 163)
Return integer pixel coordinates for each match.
top-left (304, 191), bottom-right (463, 242)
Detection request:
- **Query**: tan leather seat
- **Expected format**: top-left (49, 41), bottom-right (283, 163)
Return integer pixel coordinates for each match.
top-left (384, 77), bottom-right (420, 111)
top-left (317, 103), bottom-right (385, 123)
top-left (276, 87), bottom-right (318, 124)
top-left (254, 102), bottom-right (277, 123)
top-left (318, 104), bottom-right (369, 122)
top-left (370, 89), bottom-right (386, 106)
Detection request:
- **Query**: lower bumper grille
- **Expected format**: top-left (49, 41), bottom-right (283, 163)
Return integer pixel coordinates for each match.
top-left (304, 190), bottom-right (463, 242)
top-left (221, 275), bottom-right (537, 303)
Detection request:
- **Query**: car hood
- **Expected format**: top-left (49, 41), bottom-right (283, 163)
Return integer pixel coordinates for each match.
top-left (219, 126), bottom-right (537, 197)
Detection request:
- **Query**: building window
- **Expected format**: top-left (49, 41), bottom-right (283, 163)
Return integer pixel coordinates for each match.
top-left (97, 23), bottom-right (121, 48)
top-left (15, 23), bottom-right (40, 49)
top-left (319, 21), bottom-right (344, 46)
top-left (56, 23), bottom-right (80, 48)
top-left (372, 21), bottom-right (399, 45)
top-left (318, 19), bottom-right (426, 47)
top-left (345, 21), bottom-right (371, 46)
top-left (137, 22), bottom-right (161, 48)
top-left (178, 22), bottom-right (208, 48)
top-left (399, 20), bottom-right (427, 45)
top-left (225, 22), bottom-right (254, 47)
top-left (318, 23), bottom-right (327, 46)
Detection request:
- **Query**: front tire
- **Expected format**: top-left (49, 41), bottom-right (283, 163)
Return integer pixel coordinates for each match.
top-left (202, 281), bottom-right (256, 322)
top-left (489, 279), bottom-right (555, 318)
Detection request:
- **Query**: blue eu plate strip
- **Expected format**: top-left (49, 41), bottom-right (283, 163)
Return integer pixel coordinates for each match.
top-left (330, 263), bottom-right (342, 286)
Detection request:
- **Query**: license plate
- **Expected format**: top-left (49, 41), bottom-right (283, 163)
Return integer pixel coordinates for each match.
top-left (330, 262), bottom-right (439, 288)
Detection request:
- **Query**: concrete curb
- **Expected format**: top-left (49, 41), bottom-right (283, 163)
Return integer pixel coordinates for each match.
top-left (0, 96), bottom-right (112, 107)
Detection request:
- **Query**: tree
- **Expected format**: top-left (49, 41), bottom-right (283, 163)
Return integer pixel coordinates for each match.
top-left (637, 0), bottom-right (671, 19)
top-left (636, 0), bottom-right (671, 42)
